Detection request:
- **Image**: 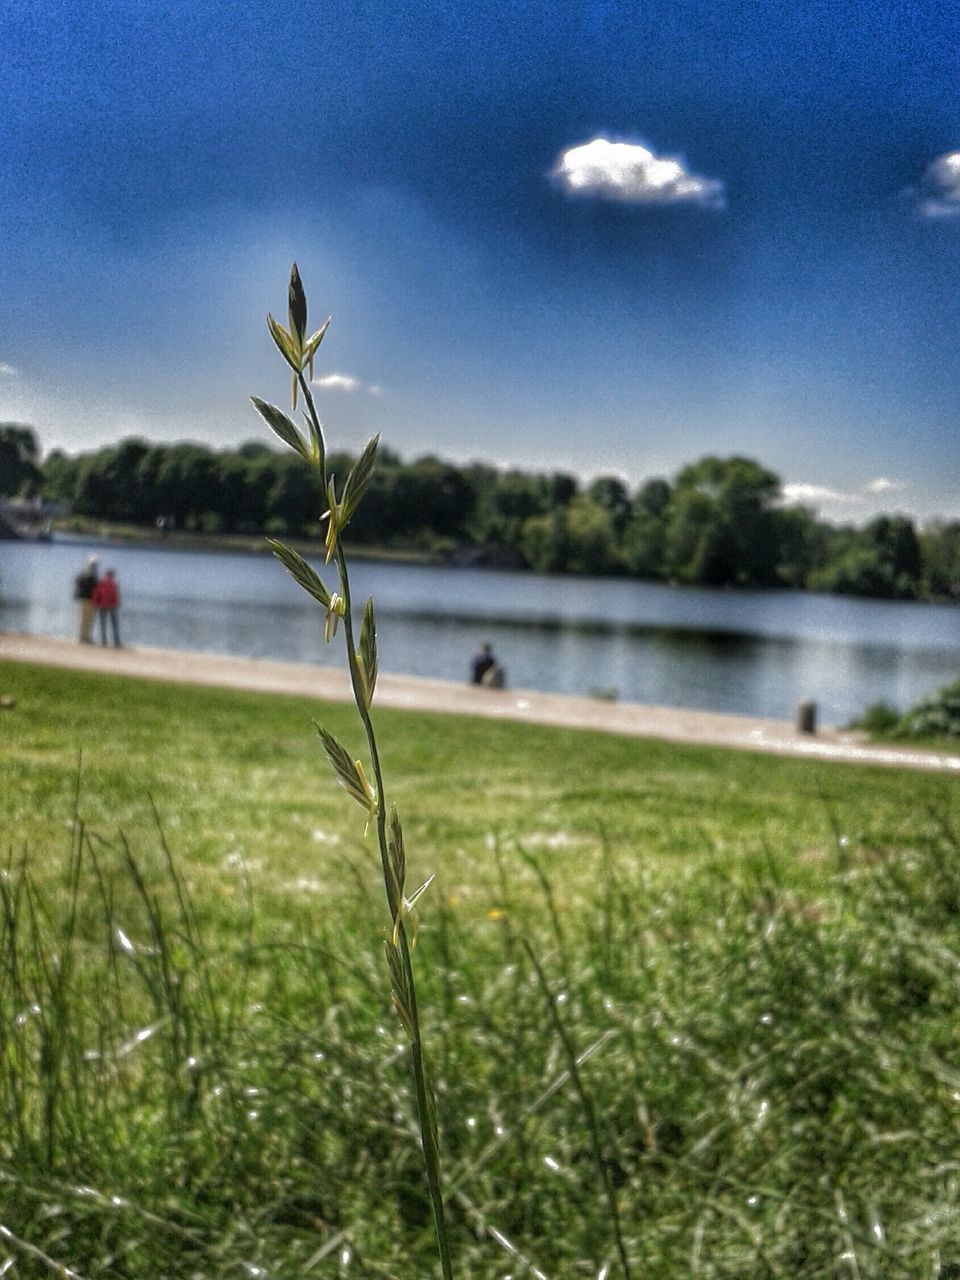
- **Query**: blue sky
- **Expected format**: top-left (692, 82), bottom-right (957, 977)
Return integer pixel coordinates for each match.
top-left (1, 0), bottom-right (958, 522)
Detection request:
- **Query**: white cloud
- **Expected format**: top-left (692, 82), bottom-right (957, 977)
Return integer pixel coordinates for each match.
top-left (784, 478), bottom-right (910, 510)
top-left (783, 483), bottom-right (862, 506)
top-left (863, 477), bottom-right (905, 495)
top-left (551, 136), bottom-right (726, 209)
top-left (313, 373), bottom-right (359, 392)
top-left (0, 363), bottom-right (18, 377)
top-left (312, 373), bottom-right (382, 395)
top-left (915, 151), bottom-right (960, 219)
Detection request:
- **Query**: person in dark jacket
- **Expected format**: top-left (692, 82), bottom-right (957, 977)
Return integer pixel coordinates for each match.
top-left (471, 642), bottom-right (506, 688)
top-left (73, 556), bottom-right (99, 643)
top-left (92, 568), bottom-right (121, 647)
top-left (471, 642), bottom-right (495, 684)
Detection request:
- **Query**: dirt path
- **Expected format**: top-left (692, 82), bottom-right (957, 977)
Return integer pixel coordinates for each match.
top-left (3, 631), bottom-right (959, 774)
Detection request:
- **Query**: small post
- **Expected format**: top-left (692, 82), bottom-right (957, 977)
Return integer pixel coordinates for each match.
top-left (796, 699), bottom-right (817, 735)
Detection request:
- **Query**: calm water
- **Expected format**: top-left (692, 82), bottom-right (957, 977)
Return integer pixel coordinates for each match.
top-left (2, 537), bottom-right (958, 724)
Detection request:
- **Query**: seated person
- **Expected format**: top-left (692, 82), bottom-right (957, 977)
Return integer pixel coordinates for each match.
top-left (471, 642), bottom-right (495, 685)
top-left (482, 661), bottom-right (505, 689)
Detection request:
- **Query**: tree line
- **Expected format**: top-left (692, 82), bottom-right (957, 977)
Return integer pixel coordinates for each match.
top-left (4, 423), bottom-right (958, 601)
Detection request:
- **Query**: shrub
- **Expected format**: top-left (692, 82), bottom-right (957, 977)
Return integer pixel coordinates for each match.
top-left (850, 701), bottom-right (902, 734)
top-left (899, 676), bottom-right (960, 739)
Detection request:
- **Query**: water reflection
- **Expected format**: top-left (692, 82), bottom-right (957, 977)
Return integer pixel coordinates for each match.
top-left (1, 536), bottom-right (958, 724)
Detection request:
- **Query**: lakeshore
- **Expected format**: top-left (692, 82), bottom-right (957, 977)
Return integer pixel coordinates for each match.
top-left (6, 537), bottom-right (959, 725)
top-left (41, 519), bottom-right (960, 602)
top-left (3, 629), bottom-right (958, 773)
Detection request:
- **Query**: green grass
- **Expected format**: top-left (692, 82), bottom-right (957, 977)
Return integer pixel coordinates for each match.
top-left (1, 658), bottom-right (959, 1277)
top-left (3, 660), bottom-right (953, 915)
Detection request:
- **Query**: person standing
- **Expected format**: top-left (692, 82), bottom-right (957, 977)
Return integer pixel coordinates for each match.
top-left (74, 556), bottom-right (99, 644)
top-left (93, 569), bottom-right (121, 647)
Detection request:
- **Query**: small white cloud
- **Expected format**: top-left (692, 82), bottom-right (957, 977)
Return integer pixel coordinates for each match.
top-left (312, 372), bottom-right (383, 396)
top-left (0, 363), bottom-right (18, 377)
top-left (915, 151), bottom-right (960, 219)
top-left (783, 483), bottom-right (863, 506)
top-left (863, 477), bottom-right (905, 495)
top-left (551, 136), bottom-right (725, 209)
top-left (313, 373), bottom-right (360, 392)
top-left (785, 478), bottom-right (910, 509)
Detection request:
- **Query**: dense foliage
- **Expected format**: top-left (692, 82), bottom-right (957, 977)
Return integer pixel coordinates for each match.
top-left (5, 424), bottom-right (959, 599)
top-left (0, 423), bottom-right (41, 497)
top-left (900, 677), bottom-right (960, 739)
top-left (853, 677), bottom-right (960, 741)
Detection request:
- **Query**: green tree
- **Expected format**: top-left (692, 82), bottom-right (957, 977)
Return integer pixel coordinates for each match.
top-left (494, 471), bottom-right (544, 519)
top-left (587, 475), bottom-right (630, 537)
top-left (130, 444), bottom-right (220, 528)
top-left (347, 468), bottom-right (399, 545)
top-left (665, 488), bottom-right (719, 582)
top-left (622, 515), bottom-right (666, 577)
top-left (135, 444), bottom-right (169, 522)
top-left (633, 477), bottom-right (672, 519)
top-left (864, 515), bottom-right (922, 587)
top-left (921, 521), bottom-right (960, 599)
top-left (544, 471), bottom-right (579, 507)
top-left (40, 448), bottom-right (79, 505)
top-left (520, 509), bottom-right (568, 573)
top-left (238, 454), bottom-right (281, 533)
top-left (267, 454), bottom-right (322, 535)
top-left (0, 424), bottom-right (41, 496)
top-left (237, 440), bottom-right (274, 459)
top-left (810, 546), bottom-right (901, 598)
top-left (562, 498), bottom-right (619, 574)
top-left (521, 499), bottom-right (617, 574)
top-left (72, 447), bottom-right (114, 517)
top-left (812, 515), bottom-right (924, 599)
top-left (622, 478), bottom-right (672, 577)
top-left (403, 461), bottom-right (475, 539)
top-left (214, 453), bottom-right (254, 533)
top-left (666, 456), bottom-right (782, 586)
top-left (773, 505), bottom-right (827, 588)
top-left (101, 438), bottom-right (151, 522)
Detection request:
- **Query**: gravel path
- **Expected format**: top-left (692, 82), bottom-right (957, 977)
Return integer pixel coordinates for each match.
top-left (3, 631), bottom-right (959, 774)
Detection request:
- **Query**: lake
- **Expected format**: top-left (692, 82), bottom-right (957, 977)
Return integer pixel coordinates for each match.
top-left (2, 536), bottom-right (957, 725)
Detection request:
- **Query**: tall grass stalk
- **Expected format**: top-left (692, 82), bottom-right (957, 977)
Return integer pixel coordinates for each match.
top-left (522, 939), bottom-right (634, 1279)
top-left (251, 264), bottom-right (455, 1277)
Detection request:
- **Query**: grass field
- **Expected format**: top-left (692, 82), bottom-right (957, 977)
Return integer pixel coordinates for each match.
top-left (1, 659), bottom-right (959, 1277)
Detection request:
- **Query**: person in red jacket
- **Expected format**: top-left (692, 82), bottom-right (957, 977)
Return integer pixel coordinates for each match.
top-left (92, 569), bottom-right (121, 647)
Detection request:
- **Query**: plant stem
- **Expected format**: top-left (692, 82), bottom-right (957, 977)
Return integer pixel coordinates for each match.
top-left (299, 373), bottom-right (455, 1279)
top-left (523, 939), bottom-right (633, 1280)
